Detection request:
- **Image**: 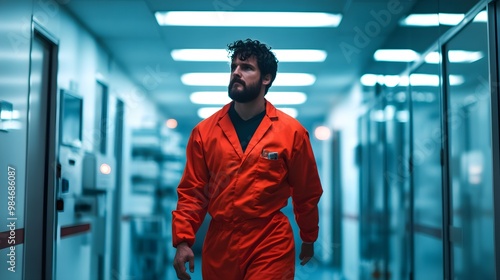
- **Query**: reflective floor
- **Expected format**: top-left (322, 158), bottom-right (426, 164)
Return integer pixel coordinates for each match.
top-left (164, 257), bottom-right (343, 280)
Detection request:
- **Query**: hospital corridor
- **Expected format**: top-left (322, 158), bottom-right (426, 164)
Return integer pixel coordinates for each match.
top-left (1, 0), bottom-right (500, 279)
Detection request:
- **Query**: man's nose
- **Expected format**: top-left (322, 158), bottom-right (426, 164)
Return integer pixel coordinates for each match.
top-left (232, 66), bottom-right (242, 77)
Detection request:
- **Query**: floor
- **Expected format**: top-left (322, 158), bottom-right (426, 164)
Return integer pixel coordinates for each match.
top-left (164, 257), bottom-right (344, 280)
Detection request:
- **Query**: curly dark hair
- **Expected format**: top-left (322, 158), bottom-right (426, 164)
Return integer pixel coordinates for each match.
top-left (227, 39), bottom-right (278, 93)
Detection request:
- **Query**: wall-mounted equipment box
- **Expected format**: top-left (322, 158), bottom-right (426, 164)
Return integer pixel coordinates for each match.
top-left (82, 152), bottom-right (115, 191)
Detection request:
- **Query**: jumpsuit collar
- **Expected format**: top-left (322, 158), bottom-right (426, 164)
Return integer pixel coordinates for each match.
top-left (217, 100), bottom-right (278, 160)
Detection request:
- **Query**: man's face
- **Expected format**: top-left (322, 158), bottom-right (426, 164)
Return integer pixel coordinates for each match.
top-left (228, 55), bottom-right (263, 103)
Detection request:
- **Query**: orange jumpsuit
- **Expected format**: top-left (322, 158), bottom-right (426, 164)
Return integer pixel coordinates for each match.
top-left (172, 101), bottom-right (323, 279)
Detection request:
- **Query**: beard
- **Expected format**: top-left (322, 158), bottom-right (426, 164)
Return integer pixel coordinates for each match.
top-left (228, 77), bottom-right (262, 103)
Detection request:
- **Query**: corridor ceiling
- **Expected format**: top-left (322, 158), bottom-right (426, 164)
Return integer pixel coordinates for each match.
top-left (57, 0), bottom-right (481, 134)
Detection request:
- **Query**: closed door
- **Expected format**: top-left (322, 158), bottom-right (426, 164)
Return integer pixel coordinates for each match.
top-left (23, 30), bottom-right (58, 280)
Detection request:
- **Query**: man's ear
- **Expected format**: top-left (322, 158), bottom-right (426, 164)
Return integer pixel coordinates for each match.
top-left (262, 74), bottom-right (272, 86)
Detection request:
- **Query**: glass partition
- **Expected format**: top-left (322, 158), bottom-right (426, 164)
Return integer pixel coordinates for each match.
top-left (358, 89), bottom-right (388, 275)
top-left (444, 9), bottom-right (494, 279)
top-left (384, 84), bottom-right (411, 280)
top-left (409, 54), bottom-right (444, 280)
top-left (357, 81), bottom-right (412, 279)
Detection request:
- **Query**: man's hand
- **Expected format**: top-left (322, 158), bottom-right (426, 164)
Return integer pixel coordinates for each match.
top-left (173, 242), bottom-right (195, 280)
top-left (299, 242), bottom-right (314, 265)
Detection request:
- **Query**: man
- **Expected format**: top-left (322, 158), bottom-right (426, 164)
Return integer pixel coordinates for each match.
top-left (172, 39), bottom-right (323, 280)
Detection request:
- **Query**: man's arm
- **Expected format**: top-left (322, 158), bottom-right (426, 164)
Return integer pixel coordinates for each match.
top-left (288, 129), bottom-right (323, 264)
top-left (172, 127), bottom-right (210, 278)
top-left (172, 127), bottom-right (210, 247)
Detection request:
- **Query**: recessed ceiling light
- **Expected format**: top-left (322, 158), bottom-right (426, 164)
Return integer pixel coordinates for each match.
top-left (374, 49), bottom-right (419, 62)
top-left (400, 13), bottom-right (464, 26)
top-left (155, 11), bottom-right (342, 27)
top-left (165, 119), bottom-right (178, 129)
top-left (171, 49), bottom-right (327, 62)
top-left (197, 106), bottom-right (298, 119)
top-left (181, 73), bottom-right (316, 86)
top-left (190, 91), bottom-right (307, 105)
top-left (314, 126), bottom-right (331, 140)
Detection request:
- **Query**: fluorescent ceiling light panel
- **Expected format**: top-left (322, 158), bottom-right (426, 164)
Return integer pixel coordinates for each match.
top-left (374, 49), bottom-right (419, 62)
top-left (360, 74), bottom-right (383, 87)
top-left (156, 11), bottom-right (342, 27)
top-left (278, 108), bottom-right (298, 118)
top-left (181, 73), bottom-right (316, 86)
top-left (407, 75), bottom-right (433, 86)
top-left (383, 75), bottom-right (402, 87)
top-left (473, 11), bottom-right (487, 22)
top-left (190, 91), bottom-right (307, 105)
top-left (360, 73), bottom-right (464, 87)
top-left (438, 13), bottom-right (466, 25)
top-left (171, 49), bottom-right (228, 61)
top-left (190, 91), bottom-right (229, 104)
top-left (448, 75), bottom-right (465, 86)
top-left (197, 107), bottom-right (298, 119)
top-left (198, 107), bottom-right (221, 119)
top-left (182, 73), bottom-right (226, 86)
top-left (374, 49), bottom-right (484, 64)
top-left (424, 52), bottom-right (440, 64)
top-left (360, 74), bottom-right (376, 86)
top-left (425, 50), bottom-right (484, 64)
top-left (171, 49), bottom-right (327, 62)
top-left (274, 50), bottom-right (327, 62)
top-left (449, 51), bottom-right (484, 63)
top-left (409, 74), bottom-right (464, 86)
top-left (267, 92), bottom-right (307, 105)
top-left (400, 13), bottom-right (464, 26)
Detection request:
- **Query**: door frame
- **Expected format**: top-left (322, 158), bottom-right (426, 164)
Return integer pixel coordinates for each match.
top-left (23, 19), bottom-right (59, 280)
top-left (488, 1), bottom-right (500, 277)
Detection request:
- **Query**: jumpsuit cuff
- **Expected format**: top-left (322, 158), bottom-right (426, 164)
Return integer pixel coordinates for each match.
top-left (173, 239), bottom-right (193, 248)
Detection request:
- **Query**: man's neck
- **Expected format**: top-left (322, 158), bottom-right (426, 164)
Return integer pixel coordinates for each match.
top-left (234, 98), bottom-right (266, 121)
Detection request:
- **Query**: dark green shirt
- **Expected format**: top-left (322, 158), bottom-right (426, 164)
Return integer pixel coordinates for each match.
top-left (228, 102), bottom-right (266, 152)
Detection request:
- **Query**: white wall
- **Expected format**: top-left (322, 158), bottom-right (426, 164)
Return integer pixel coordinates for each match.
top-left (0, 1), bottom-right (33, 279)
top-left (0, 0), bottom-right (163, 279)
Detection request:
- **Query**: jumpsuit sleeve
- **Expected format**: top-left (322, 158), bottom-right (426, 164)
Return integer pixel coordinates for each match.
top-left (288, 129), bottom-right (323, 243)
top-left (172, 127), bottom-right (210, 248)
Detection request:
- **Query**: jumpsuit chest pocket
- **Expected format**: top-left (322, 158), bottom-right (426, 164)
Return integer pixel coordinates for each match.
top-left (255, 156), bottom-right (286, 184)
top-left (252, 156), bottom-right (288, 206)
